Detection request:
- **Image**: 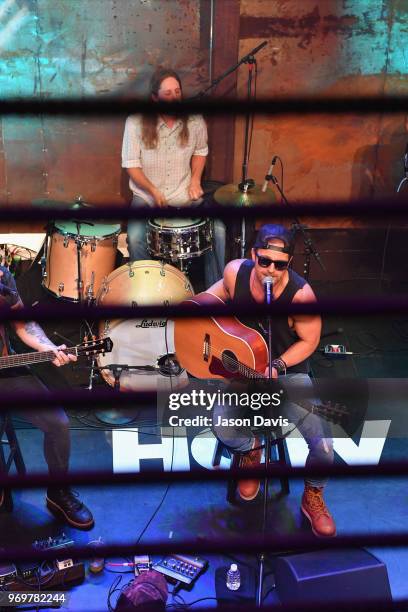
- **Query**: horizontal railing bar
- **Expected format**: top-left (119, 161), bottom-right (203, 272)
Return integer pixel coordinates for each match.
top-left (1, 462), bottom-right (408, 489)
top-left (0, 201), bottom-right (406, 221)
top-left (2, 532), bottom-right (408, 564)
top-left (0, 95), bottom-right (408, 116)
top-left (1, 296), bottom-right (408, 322)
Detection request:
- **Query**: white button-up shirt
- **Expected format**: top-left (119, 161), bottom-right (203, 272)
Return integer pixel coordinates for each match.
top-left (122, 114), bottom-right (208, 207)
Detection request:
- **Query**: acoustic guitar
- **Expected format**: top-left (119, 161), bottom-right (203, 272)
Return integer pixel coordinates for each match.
top-left (174, 293), bottom-right (348, 425)
top-left (174, 292), bottom-right (268, 380)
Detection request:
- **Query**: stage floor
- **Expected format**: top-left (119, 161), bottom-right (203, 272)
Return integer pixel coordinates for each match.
top-left (2, 425), bottom-right (408, 610)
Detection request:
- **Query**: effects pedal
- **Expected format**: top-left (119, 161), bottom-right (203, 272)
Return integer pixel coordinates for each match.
top-left (33, 533), bottom-right (74, 552)
top-left (56, 559), bottom-right (74, 571)
top-left (154, 554), bottom-right (207, 585)
top-left (0, 563), bottom-right (17, 586)
top-left (17, 561), bottom-right (39, 580)
top-left (322, 344), bottom-right (353, 356)
top-left (134, 555), bottom-right (152, 576)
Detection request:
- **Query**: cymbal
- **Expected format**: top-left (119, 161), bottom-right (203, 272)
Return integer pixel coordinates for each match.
top-left (32, 198), bottom-right (94, 210)
top-left (214, 183), bottom-right (276, 207)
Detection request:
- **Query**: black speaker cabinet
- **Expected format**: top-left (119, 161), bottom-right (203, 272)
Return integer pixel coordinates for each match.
top-left (275, 548), bottom-right (392, 607)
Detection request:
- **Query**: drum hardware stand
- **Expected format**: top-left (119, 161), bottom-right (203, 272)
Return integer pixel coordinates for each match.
top-left (264, 172), bottom-right (326, 281)
top-left (41, 222), bottom-right (53, 281)
top-left (72, 220), bottom-right (95, 302)
top-left (86, 272), bottom-right (96, 306)
top-left (95, 364), bottom-right (156, 391)
top-left (87, 357), bottom-right (97, 391)
top-left (74, 222), bottom-right (85, 302)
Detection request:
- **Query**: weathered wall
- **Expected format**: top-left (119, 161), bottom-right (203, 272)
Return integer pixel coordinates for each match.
top-left (235, 0), bottom-right (408, 225)
top-left (1, 0), bottom-right (407, 235)
top-left (0, 0), bottom-right (210, 218)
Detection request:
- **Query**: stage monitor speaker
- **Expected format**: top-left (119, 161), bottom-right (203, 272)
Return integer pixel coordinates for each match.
top-left (274, 548), bottom-right (391, 607)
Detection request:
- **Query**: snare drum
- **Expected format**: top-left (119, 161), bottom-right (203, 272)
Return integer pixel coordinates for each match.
top-left (97, 260), bottom-right (194, 391)
top-left (43, 220), bottom-right (120, 301)
top-left (147, 217), bottom-right (212, 264)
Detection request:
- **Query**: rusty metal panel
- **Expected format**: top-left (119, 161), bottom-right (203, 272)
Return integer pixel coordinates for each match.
top-left (2, 116), bottom-right (46, 204)
top-left (41, 117), bottom-right (126, 205)
top-left (235, 0), bottom-right (408, 226)
top-left (0, 0), bottom-right (210, 219)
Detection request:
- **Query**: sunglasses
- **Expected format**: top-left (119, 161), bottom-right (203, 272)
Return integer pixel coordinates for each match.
top-left (257, 255), bottom-right (289, 270)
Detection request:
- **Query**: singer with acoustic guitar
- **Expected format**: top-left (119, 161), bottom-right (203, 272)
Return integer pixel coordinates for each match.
top-left (0, 266), bottom-right (94, 529)
top-left (174, 224), bottom-right (336, 538)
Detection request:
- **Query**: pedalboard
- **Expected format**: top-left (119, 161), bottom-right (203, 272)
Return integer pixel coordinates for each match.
top-left (154, 554), bottom-right (207, 585)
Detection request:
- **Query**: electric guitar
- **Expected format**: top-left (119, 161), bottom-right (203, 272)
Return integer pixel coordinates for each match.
top-left (0, 337), bottom-right (113, 370)
top-left (174, 293), bottom-right (348, 425)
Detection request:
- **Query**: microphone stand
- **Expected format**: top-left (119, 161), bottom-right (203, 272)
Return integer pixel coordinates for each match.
top-left (266, 173), bottom-right (326, 281)
top-left (189, 41), bottom-right (268, 259)
top-left (190, 40), bottom-right (267, 101)
top-left (257, 280), bottom-right (273, 607)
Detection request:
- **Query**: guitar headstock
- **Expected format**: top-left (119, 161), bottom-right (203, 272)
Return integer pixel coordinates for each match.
top-left (77, 337), bottom-right (113, 357)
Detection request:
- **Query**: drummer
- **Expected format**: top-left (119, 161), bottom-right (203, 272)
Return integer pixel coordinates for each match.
top-left (121, 67), bottom-right (225, 286)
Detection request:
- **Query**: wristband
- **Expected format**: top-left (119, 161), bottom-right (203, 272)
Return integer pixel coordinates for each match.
top-left (271, 358), bottom-right (287, 375)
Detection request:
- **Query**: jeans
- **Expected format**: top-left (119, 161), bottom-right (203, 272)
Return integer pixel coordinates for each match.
top-left (127, 194), bottom-right (226, 287)
top-left (0, 374), bottom-right (70, 476)
top-left (212, 373), bottom-right (333, 488)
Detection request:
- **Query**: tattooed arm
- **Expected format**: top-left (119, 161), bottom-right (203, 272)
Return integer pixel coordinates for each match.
top-left (11, 305), bottom-right (76, 367)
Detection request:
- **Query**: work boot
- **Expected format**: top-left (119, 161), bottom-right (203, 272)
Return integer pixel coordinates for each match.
top-left (46, 487), bottom-right (94, 530)
top-left (301, 484), bottom-right (336, 537)
top-left (237, 438), bottom-right (262, 501)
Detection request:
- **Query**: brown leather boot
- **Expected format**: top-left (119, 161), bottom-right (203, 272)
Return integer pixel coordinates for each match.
top-left (237, 438), bottom-right (262, 501)
top-left (301, 484), bottom-right (336, 537)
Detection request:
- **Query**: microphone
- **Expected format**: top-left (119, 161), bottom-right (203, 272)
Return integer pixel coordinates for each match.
top-left (261, 155), bottom-right (278, 192)
top-left (262, 276), bottom-right (274, 305)
top-left (249, 40), bottom-right (268, 56)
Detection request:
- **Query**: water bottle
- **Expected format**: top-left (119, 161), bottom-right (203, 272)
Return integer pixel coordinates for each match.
top-left (226, 563), bottom-right (241, 591)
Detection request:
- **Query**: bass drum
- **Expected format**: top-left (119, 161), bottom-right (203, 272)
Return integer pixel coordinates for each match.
top-left (96, 260), bottom-right (194, 391)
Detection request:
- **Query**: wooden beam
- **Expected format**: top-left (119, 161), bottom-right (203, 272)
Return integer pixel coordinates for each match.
top-left (207, 0), bottom-right (240, 183)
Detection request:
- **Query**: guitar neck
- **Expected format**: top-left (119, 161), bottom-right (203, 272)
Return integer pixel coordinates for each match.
top-left (0, 346), bottom-right (78, 370)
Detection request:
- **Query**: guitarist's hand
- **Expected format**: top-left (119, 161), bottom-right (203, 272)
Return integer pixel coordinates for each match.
top-left (264, 366), bottom-right (278, 379)
top-left (38, 343), bottom-right (77, 367)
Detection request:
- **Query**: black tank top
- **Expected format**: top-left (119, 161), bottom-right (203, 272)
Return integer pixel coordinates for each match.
top-left (233, 260), bottom-right (309, 374)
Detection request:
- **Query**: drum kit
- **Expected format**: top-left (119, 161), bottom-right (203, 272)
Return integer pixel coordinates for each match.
top-left (33, 197), bottom-right (208, 393)
top-left (32, 182), bottom-right (274, 393)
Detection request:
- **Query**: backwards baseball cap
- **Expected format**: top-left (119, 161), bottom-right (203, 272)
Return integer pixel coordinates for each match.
top-left (253, 224), bottom-right (295, 255)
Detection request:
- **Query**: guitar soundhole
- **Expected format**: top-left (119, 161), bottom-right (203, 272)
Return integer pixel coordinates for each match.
top-left (221, 350), bottom-right (238, 373)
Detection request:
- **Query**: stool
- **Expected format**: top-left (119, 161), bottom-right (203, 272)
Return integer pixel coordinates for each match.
top-left (0, 413), bottom-right (26, 511)
top-left (212, 432), bottom-right (290, 504)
